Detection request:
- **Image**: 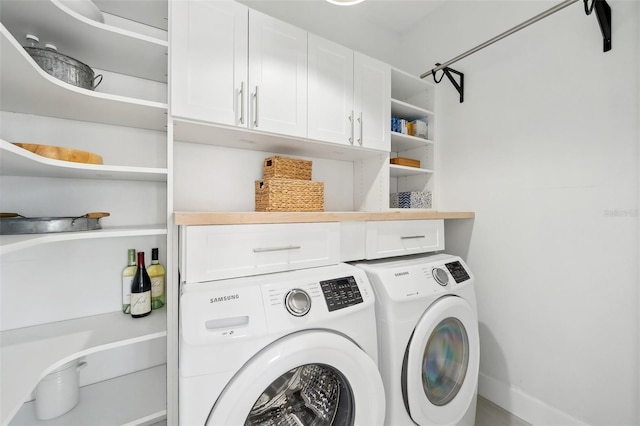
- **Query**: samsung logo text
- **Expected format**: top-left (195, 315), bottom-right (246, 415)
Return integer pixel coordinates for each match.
top-left (210, 294), bottom-right (240, 303)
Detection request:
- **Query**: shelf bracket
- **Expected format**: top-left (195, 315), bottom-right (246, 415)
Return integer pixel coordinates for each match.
top-left (432, 64), bottom-right (464, 103)
top-left (583, 0), bottom-right (611, 52)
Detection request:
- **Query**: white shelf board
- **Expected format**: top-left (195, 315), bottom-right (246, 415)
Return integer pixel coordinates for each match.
top-left (94, 0), bottom-right (168, 31)
top-left (391, 67), bottom-right (434, 102)
top-left (0, 0), bottom-right (168, 82)
top-left (390, 164), bottom-right (434, 178)
top-left (1, 311), bottom-right (167, 426)
top-left (173, 119), bottom-right (385, 162)
top-left (391, 99), bottom-right (433, 121)
top-left (390, 132), bottom-right (434, 152)
top-left (9, 365), bottom-right (167, 426)
top-left (0, 140), bottom-right (168, 182)
top-left (0, 225), bottom-right (168, 255)
top-left (0, 26), bottom-right (167, 132)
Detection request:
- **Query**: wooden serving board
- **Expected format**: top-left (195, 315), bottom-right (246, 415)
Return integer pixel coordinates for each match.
top-left (13, 143), bottom-right (103, 164)
top-left (390, 157), bottom-right (420, 168)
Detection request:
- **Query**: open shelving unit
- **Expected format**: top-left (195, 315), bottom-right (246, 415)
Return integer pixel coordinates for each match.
top-left (0, 140), bottom-right (168, 182)
top-left (10, 365), bottom-right (167, 426)
top-left (0, 0), bottom-right (168, 83)
top-left (389, 68), bottom-right (436, 210)
top-left (1, 311), bottom-right (167, 425)
top-left (0, 1), bottom-right (171, 424)
top-left (0, 26), bottom-right (167, 131)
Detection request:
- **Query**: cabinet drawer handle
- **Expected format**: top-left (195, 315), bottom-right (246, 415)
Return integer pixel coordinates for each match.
top-left (400, 235), bottom-right (426, 240)
top-left (253, 245), bottom-right (301, 253)
top-left (239, 81), bottom-right (245, 125)
top-left (357, 112), bottom-right (363, 145)
top-left (254, 85), bottom-right (259, 128)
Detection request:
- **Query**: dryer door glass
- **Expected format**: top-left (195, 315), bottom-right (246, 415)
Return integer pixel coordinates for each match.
top-left (422, 317), bottom-right (469, 406)
top-left (245, 363), bottom-right (354, 426)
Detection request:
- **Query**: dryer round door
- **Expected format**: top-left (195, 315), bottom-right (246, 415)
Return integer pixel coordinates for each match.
top-left (403, 295), bottom-right (479, 425)
top-left (207, 330), bottom-right (385, 426)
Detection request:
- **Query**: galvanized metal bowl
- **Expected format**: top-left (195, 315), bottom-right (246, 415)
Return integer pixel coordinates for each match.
top-left (24, 46), bottom-right (102, 91)
top-left (0, 212), bottom-right (109, 234)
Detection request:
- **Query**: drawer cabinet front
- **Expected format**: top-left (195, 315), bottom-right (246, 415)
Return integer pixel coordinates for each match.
top-left (183, 223), bottom-right (340, 282)
top-left (365, 220), bottom-right (444, 259)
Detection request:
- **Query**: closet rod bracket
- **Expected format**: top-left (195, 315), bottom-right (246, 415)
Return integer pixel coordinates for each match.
top-left (584, 0), bottom-right (611, 52)
top-left (432, 64), bottom-right (464, 103)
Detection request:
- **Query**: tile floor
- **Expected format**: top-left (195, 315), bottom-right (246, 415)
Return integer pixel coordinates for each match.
top-left (476, 396), bottom-right (531, 426)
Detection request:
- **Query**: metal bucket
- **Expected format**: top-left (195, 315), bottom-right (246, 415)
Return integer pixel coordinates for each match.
top-left (24, 47), bottom-right (102, 90)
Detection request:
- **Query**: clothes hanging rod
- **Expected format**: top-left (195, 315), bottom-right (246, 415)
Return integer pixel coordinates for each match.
top-left (420, 0), bottom-right (579, 79)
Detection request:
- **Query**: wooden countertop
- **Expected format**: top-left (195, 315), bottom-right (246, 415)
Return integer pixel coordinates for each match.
top-left (174, 210), bottom-right (475, 225)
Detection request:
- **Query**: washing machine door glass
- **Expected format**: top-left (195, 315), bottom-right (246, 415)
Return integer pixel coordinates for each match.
top-left (403, 296), bottom-right (479, 425)
top-left (207, 330), bottom-right (385, 426)
top-left (245, 363), bottom-right (350, 426)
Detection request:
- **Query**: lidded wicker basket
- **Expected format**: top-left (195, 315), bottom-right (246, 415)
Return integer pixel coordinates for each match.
top-left (262, 156), bottom-right (312, 180)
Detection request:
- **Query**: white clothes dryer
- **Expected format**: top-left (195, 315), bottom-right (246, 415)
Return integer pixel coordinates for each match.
top-left (353, 253), bottom-right (479, 426)
top-left (179, 263), bottom-right (386, 426)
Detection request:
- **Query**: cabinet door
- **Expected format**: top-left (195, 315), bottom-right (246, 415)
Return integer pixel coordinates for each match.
top-left (354, 52), bottom-right (390, 151)
top-left (307, 34), bottom-right (354, 145)
top-left (171, 0), bottom-right (248, 126)
top-left (248, 10), bottom-right (307, 138)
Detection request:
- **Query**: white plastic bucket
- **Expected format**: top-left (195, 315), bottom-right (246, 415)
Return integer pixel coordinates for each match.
top-left (34, 359), bottom-right (87, 420)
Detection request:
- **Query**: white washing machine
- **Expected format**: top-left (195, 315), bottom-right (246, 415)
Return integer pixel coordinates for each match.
top-left (179, 263), bottom-right (386, 425)
top-left (353, 253), bottom-right (479, 426)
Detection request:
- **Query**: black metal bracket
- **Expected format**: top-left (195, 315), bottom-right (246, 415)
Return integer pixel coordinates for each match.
top-left (432, 64), bottom-right (464, 103)
top-left (584, 0), bottom-right (611, 52)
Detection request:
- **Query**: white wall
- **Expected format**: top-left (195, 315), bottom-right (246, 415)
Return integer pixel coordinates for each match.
top-left (173, 142), bottom-right (355, 211)
top-left (396, 1), bottom-right (639, 425)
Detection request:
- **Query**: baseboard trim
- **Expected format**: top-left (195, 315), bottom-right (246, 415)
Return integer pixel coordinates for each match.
top-left (478, 372), bottom-right (588, 426)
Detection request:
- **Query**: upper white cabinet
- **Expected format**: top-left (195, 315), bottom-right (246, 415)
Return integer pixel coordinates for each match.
top-left (308, 34), bottom-right (390, 151)
top-left (170, 0), bottom-right (247, 126)
top-left (248, 9), bottom-right (307, 137)
top-left (171, 2), bottom-right (307, 138)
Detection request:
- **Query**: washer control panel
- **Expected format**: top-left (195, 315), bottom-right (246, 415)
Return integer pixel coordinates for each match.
top-left (320, 276), bottom-right (363, 312)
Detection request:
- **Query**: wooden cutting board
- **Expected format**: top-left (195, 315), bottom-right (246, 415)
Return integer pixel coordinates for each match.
top-left (13, 143), bottom-right (103, 164)
top-left (390, 157), bottom-right (420, 168)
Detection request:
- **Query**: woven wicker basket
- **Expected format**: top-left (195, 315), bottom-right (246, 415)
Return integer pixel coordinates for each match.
top-left (263, 156), bottom-right (312, 180)
top-left (255, 178), bottom-right (324, 212)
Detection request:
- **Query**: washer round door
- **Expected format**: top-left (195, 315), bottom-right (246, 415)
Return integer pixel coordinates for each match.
top-left (403, 295), bottom-right (479, 425)
top-left (207, 330), bottom-right (385, 425)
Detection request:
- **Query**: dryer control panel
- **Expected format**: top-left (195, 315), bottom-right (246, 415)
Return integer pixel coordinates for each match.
top-left (445, 261), bottom-right (471, 283)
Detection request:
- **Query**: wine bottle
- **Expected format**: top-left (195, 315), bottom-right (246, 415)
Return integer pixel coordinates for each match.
top-left (130, 251), bottom-right (152, 318)
top-left (122, 249), bottom-right (137, 314)
top-left (148, 247), bottom-right (166, 310)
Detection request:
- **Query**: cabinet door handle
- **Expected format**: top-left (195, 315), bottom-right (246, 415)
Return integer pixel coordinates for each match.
top-left (357, 112), bottom-right (363, 145)
top-left (254, 86), bottom-right (259, 128)
top-left (253, 245), bottom-right (301, 253)
top-left (400, 235), bottom-right (426, 240)
top-left (239, 81), bottom-right (245, 125)
top-left (349, 110), bottom-right (354, 144)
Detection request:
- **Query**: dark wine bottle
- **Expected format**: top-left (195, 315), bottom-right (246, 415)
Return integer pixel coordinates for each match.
top-left (130, 251), bottom-right (152, 318)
